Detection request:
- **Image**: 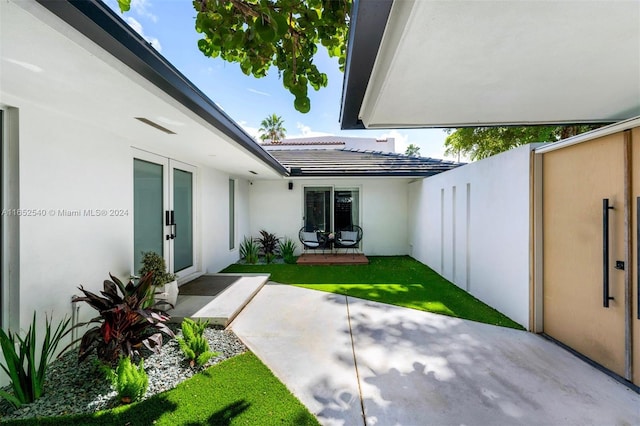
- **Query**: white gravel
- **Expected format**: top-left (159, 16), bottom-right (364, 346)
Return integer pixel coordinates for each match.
top-left (0, 325), bottom-right (247, 422)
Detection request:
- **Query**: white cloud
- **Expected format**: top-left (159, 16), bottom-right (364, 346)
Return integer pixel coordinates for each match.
top-left (238, 121), bottom-right (261, 141)
top-left (380, 130), bottom-right (411, 155)
top-left (125, 17), bottom-right (162, 52)
top-left (289, 122), bottom-right (333, 138)
top-left (131, 0), bottom-right (158, 22)
top-left (247, 88), bottom-right (271, 97)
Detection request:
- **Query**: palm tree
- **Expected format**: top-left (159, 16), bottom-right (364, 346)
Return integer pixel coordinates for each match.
top-left (259, 114), bottom-right (286, 144)
top-left (405, 143), bottom-right (420, 157)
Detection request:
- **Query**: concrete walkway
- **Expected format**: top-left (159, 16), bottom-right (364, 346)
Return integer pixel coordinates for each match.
top-left (230, 283), bottom-right (640, 426)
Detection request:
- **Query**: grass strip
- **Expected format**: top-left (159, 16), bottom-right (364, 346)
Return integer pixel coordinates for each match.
top-left (222, 256), bottom-right (524, 330)
top-left (3, 352), bottom-right (319, 426)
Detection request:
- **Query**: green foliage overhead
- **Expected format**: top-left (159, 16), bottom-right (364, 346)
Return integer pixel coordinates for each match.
top-left (444, 125), bottom-right (604, 161)
top-left (0, 313), bottom-right (71, 408)
top-left (191, 0), bottom-right (351, 113)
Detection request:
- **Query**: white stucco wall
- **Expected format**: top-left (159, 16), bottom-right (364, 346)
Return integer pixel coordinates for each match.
top-left (408, 145), bottom-right (534, 329)
top-left (248, 178), bottom-right (410, 256)
top-left (6, 99), bottom-right (247, 337)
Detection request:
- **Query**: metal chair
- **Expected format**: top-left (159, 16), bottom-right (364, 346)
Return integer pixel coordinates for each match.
top-left (299, 227), bottom-right (327, 254)
top-left (334, 225), bottom-right (363, 256)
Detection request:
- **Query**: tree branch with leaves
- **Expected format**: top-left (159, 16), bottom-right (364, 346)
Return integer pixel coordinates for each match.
top-left (444, 125), bottom-right (605, 161)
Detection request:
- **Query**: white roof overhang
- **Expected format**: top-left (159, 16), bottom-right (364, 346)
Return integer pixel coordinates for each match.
top-left (341, 0), bottom-right (640, 129)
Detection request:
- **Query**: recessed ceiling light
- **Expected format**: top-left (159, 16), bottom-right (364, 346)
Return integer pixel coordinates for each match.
top-left (135, 117), bottom-right (176, 134)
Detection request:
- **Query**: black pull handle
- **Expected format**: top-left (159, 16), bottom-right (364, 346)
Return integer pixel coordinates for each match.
top-left (603, 199), bottom-right (615, 307)
top-left (165, 210), bottom-right (171, 240)
top-left (170, 211), bottom-right (176, 239)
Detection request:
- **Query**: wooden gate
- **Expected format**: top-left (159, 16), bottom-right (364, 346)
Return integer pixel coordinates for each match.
top-left (542, 127), bottom-right (639, 385)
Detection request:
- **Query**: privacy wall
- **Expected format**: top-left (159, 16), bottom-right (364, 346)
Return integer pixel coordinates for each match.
top-left (408, 145), bottom-right (536, 329)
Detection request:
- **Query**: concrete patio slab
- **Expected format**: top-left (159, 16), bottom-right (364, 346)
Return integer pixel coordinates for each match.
top-left (229, 283), bottom-right (364, 426)
top-left (347, 297), bottom-right (640, 426)
top-left (168, 274), bottom-right (268, 326)
top-left (230, 283), bottom-right (640, 426)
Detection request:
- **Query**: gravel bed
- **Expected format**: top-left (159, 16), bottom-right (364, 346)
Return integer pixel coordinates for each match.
top-left (0, 324), bottom-right (247, 422)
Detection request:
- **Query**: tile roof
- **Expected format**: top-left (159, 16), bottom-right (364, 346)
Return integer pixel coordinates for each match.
top-left (269, 149), bottom-right (462, 177)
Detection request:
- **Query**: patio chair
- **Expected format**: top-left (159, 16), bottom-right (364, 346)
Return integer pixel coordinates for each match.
top-left (334, 225), bottom-right (363, 256)
top-left (299, 227), bottom-right (327, 254)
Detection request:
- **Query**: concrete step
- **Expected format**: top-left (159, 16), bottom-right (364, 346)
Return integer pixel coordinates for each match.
top-left (167, 274), bottom-right (269, 327)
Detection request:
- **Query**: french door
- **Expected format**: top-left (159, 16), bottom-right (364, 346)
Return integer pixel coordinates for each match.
top-left (133, 151), bottom-right (196, 280)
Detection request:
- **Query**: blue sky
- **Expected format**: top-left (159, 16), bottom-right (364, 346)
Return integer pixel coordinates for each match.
top-left (106, 0), bottom-right (457, 160)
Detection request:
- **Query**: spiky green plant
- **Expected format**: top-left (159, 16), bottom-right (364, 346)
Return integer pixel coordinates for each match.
top-left (0, 313), bottom-right (71, 408)
top-left (279, 237), bottom-right (297, 264)
top-left (239, 236), bottom-right (259, 264)
top-left (177, 318), bottom-right (218, 367)
top-left (104, 357), bottom-right (148, 404)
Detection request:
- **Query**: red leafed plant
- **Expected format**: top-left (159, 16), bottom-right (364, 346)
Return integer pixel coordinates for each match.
top-left (72, 272), bottom-right (174, 364)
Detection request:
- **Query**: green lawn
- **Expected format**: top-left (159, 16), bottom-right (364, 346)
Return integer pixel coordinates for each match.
top-left (222, 256), bottom-right (524, 330)
top-left (3, 352), bottom-right (319, 426)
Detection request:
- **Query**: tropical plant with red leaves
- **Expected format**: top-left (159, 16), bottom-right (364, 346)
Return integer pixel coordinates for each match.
top-left (72, 272), bottom-right (174, 364)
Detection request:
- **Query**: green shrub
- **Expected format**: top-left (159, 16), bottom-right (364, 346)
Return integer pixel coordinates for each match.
top-left (138, 251), bottom-right (177, 288)
top-left (279, 237), bottom-right (297, 264)
top-left (0, 313), bottom-right (71, 408)
top-left (105, 357), bottom-right (148, 404)
top-left (256, 230), bottom-right (279, 264)
top-left (177, 318), bottom-right (218, 367)
top-left (72, 272), bottom-right (174, 364)
top-left (239, 236), bottom-right (259, 264)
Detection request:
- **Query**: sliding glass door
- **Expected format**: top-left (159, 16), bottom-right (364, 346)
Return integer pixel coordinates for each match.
top-left (133, 151), bottom-right (196, 279)
top-left (304, 186), bottom-right (360, 232)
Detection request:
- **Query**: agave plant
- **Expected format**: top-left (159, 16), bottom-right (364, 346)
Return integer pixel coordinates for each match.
top-left (279, 237), bottom-right (297, 264)
top-left (239, 236), bottom-right (259, 264)
top-left (256, 230), bottom-right (279, 264)
top-left (0, 313), bottom-right (71, 408)
top-left (72, 272), bottom-right (174, 364)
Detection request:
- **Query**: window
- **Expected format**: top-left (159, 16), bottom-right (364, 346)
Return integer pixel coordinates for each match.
top-left (229, 179), bottom-right (235, 250)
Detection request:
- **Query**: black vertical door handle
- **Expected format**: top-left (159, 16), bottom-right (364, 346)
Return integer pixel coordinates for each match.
top-left (603, 199), bottom-right (615, 307)
top-left (165, 210), bottom-right (171, 240)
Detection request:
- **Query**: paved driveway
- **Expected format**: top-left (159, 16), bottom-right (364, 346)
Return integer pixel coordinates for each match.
top-left (230, 283), bottom-right (640, 425)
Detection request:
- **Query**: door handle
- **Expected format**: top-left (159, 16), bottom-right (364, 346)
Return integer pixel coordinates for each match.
top-left (603, 199), bottom-right (615, 307)
top-left (165, 210), bottom-right (176, 240)
top-left (170, 211), bottom-right (176, 239)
